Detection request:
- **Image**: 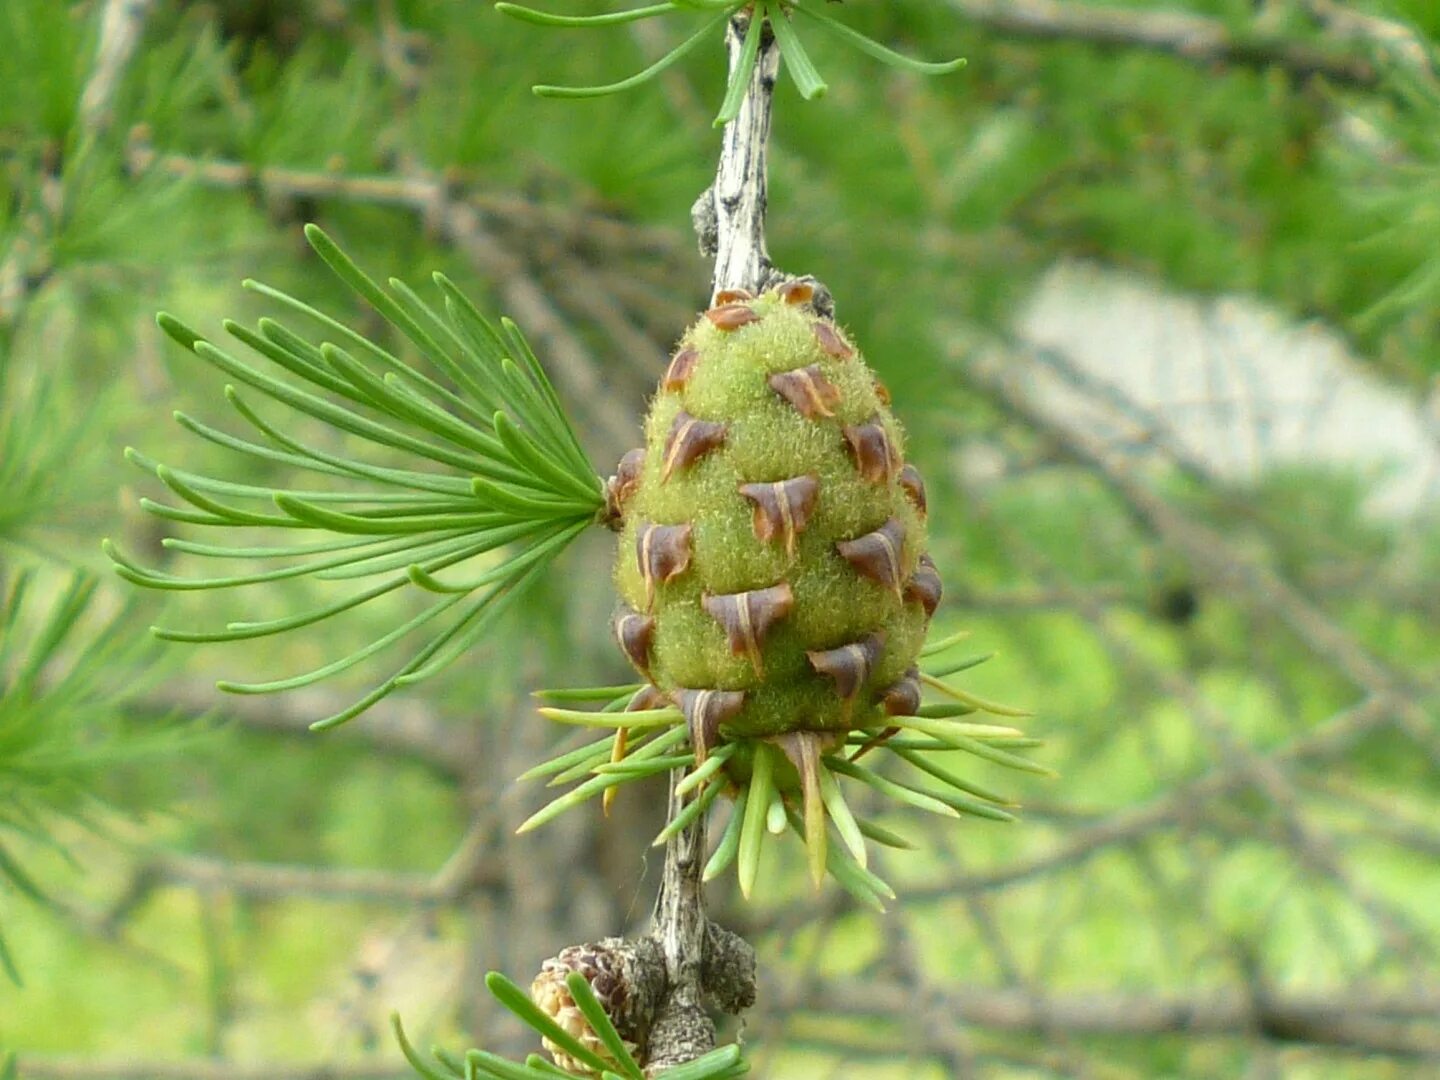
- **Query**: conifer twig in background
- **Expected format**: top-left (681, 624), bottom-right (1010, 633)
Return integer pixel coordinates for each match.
top-left (106, 226), bottom-right (609, 731)
top-left (77, 0), bottom-right (154, 141)
top-left (1299, 0), bottom-right (1434, 74)
top-left (0, 568), bottom-right (174, 984)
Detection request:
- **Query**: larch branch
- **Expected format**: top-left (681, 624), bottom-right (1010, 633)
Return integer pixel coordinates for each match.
top-left (702, 11), bottom-right (781, 300)
top-left (646, 9), bottom-right (779, 1074)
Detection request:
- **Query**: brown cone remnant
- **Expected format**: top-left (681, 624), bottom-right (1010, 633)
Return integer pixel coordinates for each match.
top-left (675, 689), bottom-right (747, 763)
top-left (614, 609), bottom-right (657, 681)
top-left (636, 523), bottom-right (693, 609)
top-left (842, 418), bottom-right (901, 484)
top-left (662, 346), bottom-right (700, 393)
top-left (905, 553), bottom-right (943, 618)
top-left (768, 364), bottom-right (842, 419)
top-left (737, 474), bottom-right (820, 557)
top-left (813, 321), bottom-right (855, 359)
top-left (807, 633), bottom-right (885, 705)
top-left (604, 448), bottom-right (646, 526)
top-left (880, 666), bottom-right (922, 717)
top-left (532, 940), bottom-right (659, 1073)
top-left (706, 304), bottom-right (761, 331)
top-left (714, 288), bottom-right (754, 305)
top-left (661, 411), bottom-right (727, 482)
top-left (701, 583), bottom-right (795, 677)
top-left (836, 517), bottom-right (907, 598)
top-left (778, 279), bottom-right (815, 306)
top-left (898, 463), bottom-right (927, 516)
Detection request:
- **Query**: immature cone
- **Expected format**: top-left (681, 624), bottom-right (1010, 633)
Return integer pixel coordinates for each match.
top-left (611, 286), bottom-right (940, 854)
top-left (531, 940), bottom-right (656, 1074)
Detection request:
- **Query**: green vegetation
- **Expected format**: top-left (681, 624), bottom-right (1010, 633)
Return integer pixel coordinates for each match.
top-left (2, 1), bottom-right (1438, 1077)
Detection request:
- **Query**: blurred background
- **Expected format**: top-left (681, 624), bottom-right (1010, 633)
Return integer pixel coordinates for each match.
top-left (3, 0), bottom-right (1440, 1077)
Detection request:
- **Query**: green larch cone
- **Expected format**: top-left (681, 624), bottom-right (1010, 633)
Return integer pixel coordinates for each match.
top-left (614, 284), bottom-right (931, 737)
top-left (609, 282), bottom-right (939, 889)
top-left (526, 285), bottom-right (1042, 904)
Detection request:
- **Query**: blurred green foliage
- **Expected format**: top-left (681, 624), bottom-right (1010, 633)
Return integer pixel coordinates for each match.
top-left (2, 0), bottom-right (1438, 1077)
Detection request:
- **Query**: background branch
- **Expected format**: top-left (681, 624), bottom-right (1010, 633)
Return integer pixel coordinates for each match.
top-left (17, 1060), bottom-right (407, 1080)
top-left (810, 979), bottom-right (1440, 1058)
top-left (943, 0), bottom-right (1381, 87)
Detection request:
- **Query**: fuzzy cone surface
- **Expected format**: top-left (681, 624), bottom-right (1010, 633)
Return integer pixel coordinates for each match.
top-left (613, 286), bottom-right (933, 768)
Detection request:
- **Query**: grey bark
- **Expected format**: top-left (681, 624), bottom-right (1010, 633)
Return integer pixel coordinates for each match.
top-left (644, 10), bottom-right (773, 1075)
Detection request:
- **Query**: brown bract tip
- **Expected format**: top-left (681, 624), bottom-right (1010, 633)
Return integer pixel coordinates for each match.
top-left (777, 279), bottom-right (816, 306)
top-left (836, 518), bottom-right (907, 598)
top-left (713, 288), bottom-right (755, 305)
top-left (880, 666), bottom-right (922, 717)
top-left (701, 583), bottom-right (794, 677)
top-left (843, 418), bottom-right (902, 485)
top-left (662, 346), bottom-right (701, 393)
top-left (603, 448), bottom-right (646, 526)
top-left (737, 474), bottom-right (820, 557)
top-left (898, 463), bottom-right (927, 516)
top-left (807, 633), bottom-right (885, 704)
top-left (636, 522), bottom-right (693, 609)
top-left (661, 410), bottom-right (727, 482)
top-left (768, 364), bottom-right (842, 419)
top-left (613, 609), bottom-right (657, 681)
top-left (905, 553), bottom-right (943, 618)
top-left (675, 688), bottom-right (746, 763)
top-left (706, 304), bottom-right (761, 331)
top-left (813, 321), bottom-right (855, 359)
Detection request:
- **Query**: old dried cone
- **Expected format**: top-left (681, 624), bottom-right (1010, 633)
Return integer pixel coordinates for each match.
top-left (531, 941), bottom-right (654, 1074)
